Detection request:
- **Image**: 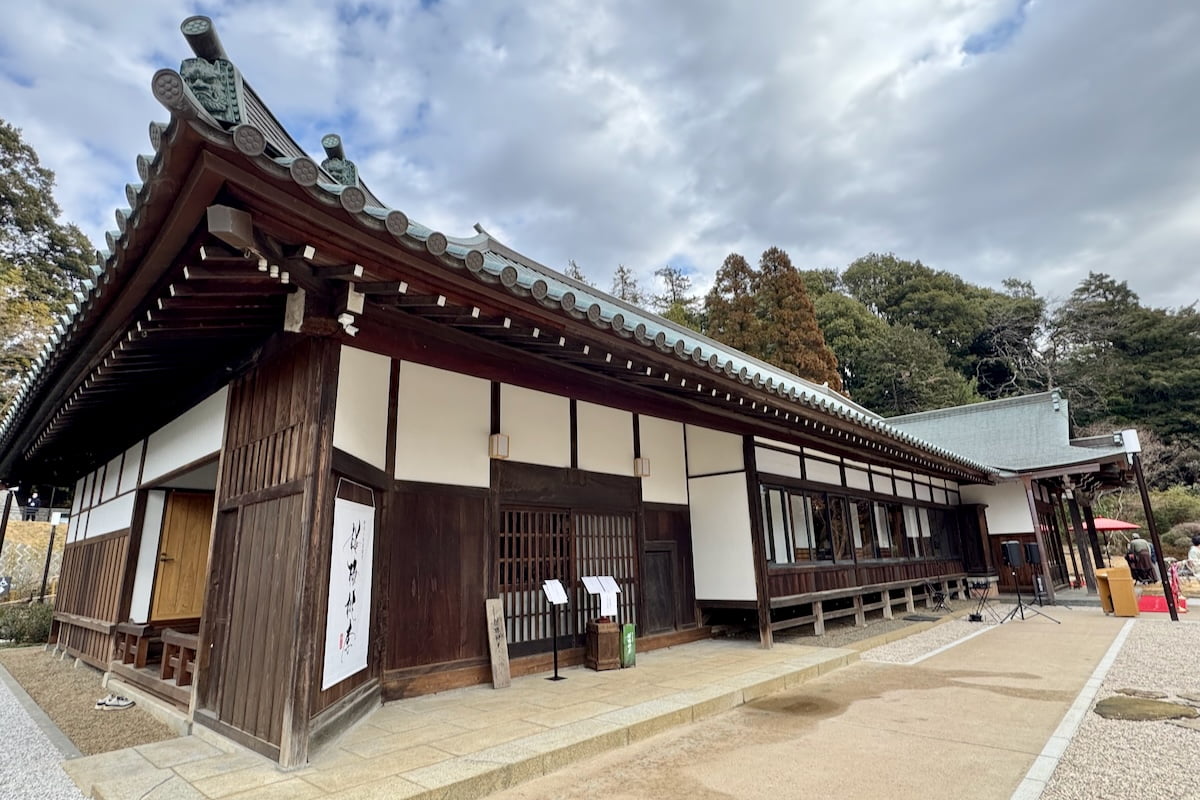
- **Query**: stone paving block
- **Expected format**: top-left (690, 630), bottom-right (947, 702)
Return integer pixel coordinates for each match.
top-left (462, 741), bottom-right (547, 786)
top-left (520, 699), bottom-right (622, 728)
top-left (342, 722), bottom-right (468, 758)
top-left (402, 754), bottom-right (512, 800)
top-left (135, 735), bottom-right (223, 768)
top-left (596, 699), bottom-right (694, 742)
top-left (301, 745), bottom-right (452, 793)
top-left (224, 777), bottom-right (326, 800)
top-left (435, 719), bottom-right (548, 755)
top-left (172, 752), bottom-right (267, 783)
top-left (90, 767), bottom-right (175, 800)
top-left (676, 685), bottom-right (742, 720)
top-left (740, 673), bottom-right (790, 702)
top-left (190, 763), bottom-right (292, 798)
top-left (322, 775), bottom-right (428, 800)
top-left (63, 748), bottom-right (157, 797)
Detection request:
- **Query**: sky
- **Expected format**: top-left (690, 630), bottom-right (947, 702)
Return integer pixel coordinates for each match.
top-left (1, 0), bottom-right (1198, 308)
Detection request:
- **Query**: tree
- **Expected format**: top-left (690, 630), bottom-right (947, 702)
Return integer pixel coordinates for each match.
top-left (703, 253), bottom-right (763, 356)
top-left (610, 264), bottom-right (645, 305)
top-left (652, 265), bottom-right (701, 331)
top-left (563, 259), bottom-right (591, 286)
top-left (0, 119), bottom-right (93, 407)
top-left (756, 247), bottom-right (842, 390)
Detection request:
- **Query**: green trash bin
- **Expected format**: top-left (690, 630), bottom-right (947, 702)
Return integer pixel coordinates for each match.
top-left (620, 623), bottom-right (636, 667)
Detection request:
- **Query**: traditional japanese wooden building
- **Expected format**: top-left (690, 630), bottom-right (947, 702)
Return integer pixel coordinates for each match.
top-left (0, 17), bottom-right (1018, 766)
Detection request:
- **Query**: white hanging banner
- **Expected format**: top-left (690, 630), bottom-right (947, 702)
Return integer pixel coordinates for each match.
top-left (322, 496), bottom-right (375, 690)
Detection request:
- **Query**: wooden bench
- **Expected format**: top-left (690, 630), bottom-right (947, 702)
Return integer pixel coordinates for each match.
top-left (114, 622), bottom-right (162, 669)
top-left (769, 574), bottom-right (969, 635)
top-left (160, 629), bottom-right (199, 687)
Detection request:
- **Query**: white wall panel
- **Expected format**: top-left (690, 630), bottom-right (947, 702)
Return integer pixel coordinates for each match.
top-left (639, 416), bottom-right (688, 505)
top-left (961, 481), bottom-right (1034, 535)
top-left (576, 402), bottom-right (633, 476)
top-left (755, 447), bottom-right (802, 480)
top-left (895, 480), bottom-right (915, 499)
top-left (128, 491), bottom-right (166, 624)
top-left (70, 478), bottom-right (84, 515)
top-left (501, 385), bottom-right (570, 468)
top-left (845, 467), bottom-right (871, 491)
top-left (395, 362), bottom-right (491, 487)
top-left (85, 493), bottom-right (136, 538)
top-left (685, 425), bottom-right (743, 476)
top-left (754, 436), bottom-right (801, 453)
top-left (141, 387), bottom-right (228, 484)
top-left (333, 346), bottom-right (391, 470)
top-left (101, 454), bottom-right (122, 501)
top-left (689, 472), bottom-right (757, 601)
top-left (119, 442), bottom-right (143, 494)
top-left (804, 457), bottom-right (842, 486)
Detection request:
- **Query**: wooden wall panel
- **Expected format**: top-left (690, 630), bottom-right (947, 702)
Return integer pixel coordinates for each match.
top-left (384, 484), bottom-right (489, 671)
top-left (54, 531), bottom-right (130, 666)
top-left (765, 558), bottom-right (966, 598)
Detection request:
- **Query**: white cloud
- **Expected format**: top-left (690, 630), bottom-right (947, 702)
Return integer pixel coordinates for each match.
top-left (1, 0), bottom-right (1196, 307)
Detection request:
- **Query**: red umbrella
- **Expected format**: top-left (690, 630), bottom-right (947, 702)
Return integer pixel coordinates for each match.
top-left (1090, 517), bottom-right (1141, 531)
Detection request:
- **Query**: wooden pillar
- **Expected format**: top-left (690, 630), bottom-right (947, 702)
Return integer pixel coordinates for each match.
top-left (1064, 494), bottom-right (1097, 594)
top-left (1021, 476), bottom-right (1056, 605)
top-left (742, 437), bottom-right (773, 649)
top-left (1053, 493), bottom-right (1082, 588)
top-left (1133, 452), bottom-right (1178, 621)
top-left (1080, 503), bottom-right (1107, 568)
top-left (0, 490), bottom-right (13, 561)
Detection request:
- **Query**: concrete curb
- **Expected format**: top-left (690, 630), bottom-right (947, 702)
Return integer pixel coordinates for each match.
top-left (0, 657), bottom-right (83, 759)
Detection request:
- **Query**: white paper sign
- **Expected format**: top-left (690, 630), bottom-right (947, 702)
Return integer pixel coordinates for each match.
top-left (600, 592), bottom-right (618, 617)
top-left (322, 497), bottom-right (375, 690)
top-left (581, 575), bottom-right (604, 595)
top-left (598, 576), bottom-right (621, 595)
top-left (542, 579), bottom-right (569, 605)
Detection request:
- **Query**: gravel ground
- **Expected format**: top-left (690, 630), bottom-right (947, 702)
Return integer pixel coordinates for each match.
top-left (0, 646), bottom-right (175, 756)
top-left (0, 666), bottom-right (86, 800)
top-left (1042, 619), bottom-right (1200, 800)
top-left (859, 608), bottom-right (1009, 663)
top-left (774, 614), bottom-right (923, 648)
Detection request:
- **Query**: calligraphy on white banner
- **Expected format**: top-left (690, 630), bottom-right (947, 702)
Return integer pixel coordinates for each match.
top-left (322, 497), bottom-right (374, 689)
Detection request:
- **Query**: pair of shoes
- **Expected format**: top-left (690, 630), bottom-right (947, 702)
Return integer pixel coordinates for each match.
top-left (94, 693), bottom-right (134, 711)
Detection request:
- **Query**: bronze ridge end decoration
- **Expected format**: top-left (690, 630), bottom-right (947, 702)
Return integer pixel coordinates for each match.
top-left (153, 16), bottom-right (246, 128)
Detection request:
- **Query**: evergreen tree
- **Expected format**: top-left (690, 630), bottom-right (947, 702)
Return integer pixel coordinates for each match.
top-left (756, 247), bottom-right (842, 390)
top-left (611, 263), bottom-right (644, 305)
top-left (0, 119), bottom-right (93, 407)
top-left (652, 265), bottom-right (701, 331)
top-left (564, 259), bottom-right (591, 286)
top-left (703, 253), bottom-right (763, 356)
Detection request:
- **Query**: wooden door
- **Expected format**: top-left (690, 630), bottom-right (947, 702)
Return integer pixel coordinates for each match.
top-left (642, 546), bottom-right (678, 635)
top-left (151, 492), bottom-right (214, 621)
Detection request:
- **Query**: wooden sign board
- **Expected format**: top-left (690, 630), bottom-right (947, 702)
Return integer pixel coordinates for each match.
top-left (485, 598), bottom-right (511, 689)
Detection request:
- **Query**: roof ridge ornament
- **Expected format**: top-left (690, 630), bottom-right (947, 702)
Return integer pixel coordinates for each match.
top-left (156, 16), bottom-right (245, 128)
top-left (321, 134), bottom-right (359, 187)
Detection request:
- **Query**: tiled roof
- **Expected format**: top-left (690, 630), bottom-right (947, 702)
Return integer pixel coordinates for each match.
top-left (887, 391), bottom-right (1129, 474)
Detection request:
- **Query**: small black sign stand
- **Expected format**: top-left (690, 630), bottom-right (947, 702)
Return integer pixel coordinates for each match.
top-left (543, 579), bottom-right (568, 681)
top-left (548, 609), bottom-right (565, 682)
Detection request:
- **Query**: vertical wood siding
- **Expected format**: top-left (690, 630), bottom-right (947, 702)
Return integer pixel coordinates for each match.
top-left (55, 531), bottom-right (130, 666)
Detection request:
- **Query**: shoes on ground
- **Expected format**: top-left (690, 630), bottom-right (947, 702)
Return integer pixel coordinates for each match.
top-left (94, 693), bottom-right (134, 710)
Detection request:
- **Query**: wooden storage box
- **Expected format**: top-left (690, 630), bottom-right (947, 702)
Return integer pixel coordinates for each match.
top-left (585, 618), bottom-right (620, 671)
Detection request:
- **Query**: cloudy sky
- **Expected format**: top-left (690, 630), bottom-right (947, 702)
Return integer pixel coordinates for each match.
top-left (2, 1), bottom-right (1197, 308)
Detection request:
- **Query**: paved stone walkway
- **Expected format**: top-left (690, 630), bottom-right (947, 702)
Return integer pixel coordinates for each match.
top-left (63, 637), bottom-right (863, 799)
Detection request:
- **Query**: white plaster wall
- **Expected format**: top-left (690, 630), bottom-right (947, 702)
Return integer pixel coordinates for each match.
top-left (85, 493), bottom-right (136, 538)
top-left (755, 447), bottom-right (802, 480)
top-left (872, 471), bottom-right (894, 495)
top-left (501, 385), bottom-right (570, 468)
top-left (639, 416), bottom-right (688, 505)
top-left (119, 442), bottom-right (143, 494)
top-left (960, 481), bottom-right (1035, 535)
top-left (895, 480), bottom-right (915, 499)
top-left (71, 478), bottom-right (84, 515)
top-left (933, 488), bottom-right (949, 505)
top-left (576, 402), bottom-right (633, 476)
top-left (141, 387), bottom-right (228, 484)
top-left (688, 472), bottom-right (757, 601)
top-left (395, 362), bottom-right (491, 487)
top-left (101, 454), bottom-right (122, 501)
top-left (845, 467), bottom-right (871, 492)
top-left (128, 491), bottom-right (166, 624)
top-left (754, 436), bottom-right (801, 453)
top-left (804, 457), bottom-right (841, 486)
top-left (333, 346), bottom-right (391, 471)
top-left (685, 425), bottom-right (743, 477)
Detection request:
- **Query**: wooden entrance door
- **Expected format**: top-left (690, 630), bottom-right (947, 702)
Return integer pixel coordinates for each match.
top-left (151, 492), bottom-right (214, 621)
top-left (642, 545), bottom-right (678, 634)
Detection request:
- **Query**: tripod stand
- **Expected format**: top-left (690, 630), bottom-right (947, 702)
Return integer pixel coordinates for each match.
top-left (1001, 569), bottom-right (1060, 624)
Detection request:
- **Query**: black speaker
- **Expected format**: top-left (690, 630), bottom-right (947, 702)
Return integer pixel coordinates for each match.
top-left (1024, 542), bottom-right (1042, 565)
top-left (1002, 540), bottom-right (1024, 568)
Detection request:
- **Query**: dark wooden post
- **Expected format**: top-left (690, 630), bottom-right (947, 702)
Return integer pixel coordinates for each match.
top-left (0, 490), bottom-right (13, 561)
top-left (1132, 452), bottom-right (1178, 621)
top-left (1053, 493), bottom-right (1082, 588)
top-left (1064, 494), bottom-right (1097, 593)
top-left (742, 437), bottom-right (773, 649)
top-left (1080, 503), bottom-right (1107, 569)
top-left (38, 522), bottom-right (57, 603)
